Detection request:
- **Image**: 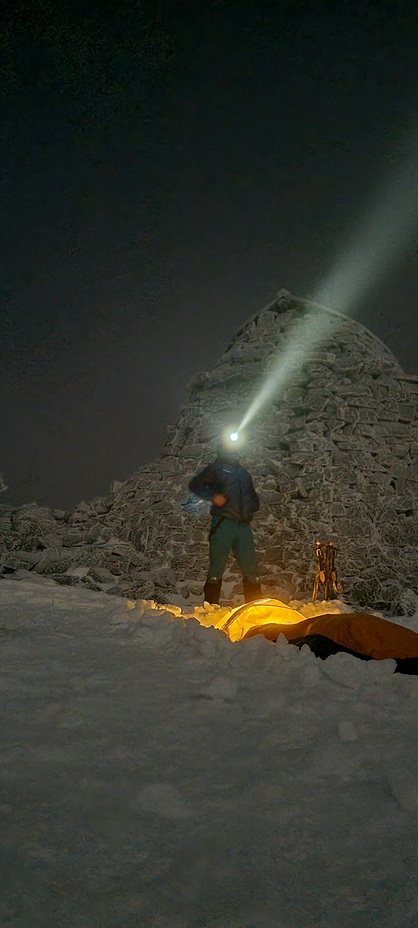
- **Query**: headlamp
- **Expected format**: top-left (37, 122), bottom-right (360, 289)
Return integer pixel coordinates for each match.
top-left (221, 425), bottom-right (247, 451)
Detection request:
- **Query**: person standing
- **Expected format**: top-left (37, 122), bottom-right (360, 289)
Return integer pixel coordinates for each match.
top-left (188, 444), bottom-right (262, 605)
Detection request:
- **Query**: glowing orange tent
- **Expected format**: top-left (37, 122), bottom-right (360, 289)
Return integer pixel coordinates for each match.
top-left (243, 610), bottom-right (418, 661)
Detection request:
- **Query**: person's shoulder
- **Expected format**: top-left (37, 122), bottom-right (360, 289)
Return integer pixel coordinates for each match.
top-left (193, 459), bottom-right (216, 477)
top-left (204, 459), bottom-right (220, 475)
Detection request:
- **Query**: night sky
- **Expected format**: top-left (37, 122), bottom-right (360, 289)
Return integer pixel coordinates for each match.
top-left (1, 1), bottom-right (418, 511)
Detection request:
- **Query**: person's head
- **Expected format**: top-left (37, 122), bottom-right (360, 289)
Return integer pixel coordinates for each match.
top-left (216, 441), bottom-right (240, 464)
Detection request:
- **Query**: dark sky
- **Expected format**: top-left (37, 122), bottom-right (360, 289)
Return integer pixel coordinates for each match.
top-left (1, 0), bottom-right (418, 510)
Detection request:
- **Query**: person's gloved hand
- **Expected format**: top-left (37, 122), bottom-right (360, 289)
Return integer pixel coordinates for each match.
top-left (212, 493), bottom-right (227, 507)
top-left (181, 495), bottom-right (204, 512)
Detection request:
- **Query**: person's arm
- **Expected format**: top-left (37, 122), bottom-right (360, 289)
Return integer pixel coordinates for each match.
top-left (249, 477), bottom-right (260, 513)
top-left (188, 464), bottom-right (220, 502)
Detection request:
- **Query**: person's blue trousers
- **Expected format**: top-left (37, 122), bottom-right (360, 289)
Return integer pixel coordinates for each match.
top-left (204, 517), bottom-right (262, 604)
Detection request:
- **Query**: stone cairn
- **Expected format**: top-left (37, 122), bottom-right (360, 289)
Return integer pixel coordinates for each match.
top-left (1, 291), bottom-right (417, 615)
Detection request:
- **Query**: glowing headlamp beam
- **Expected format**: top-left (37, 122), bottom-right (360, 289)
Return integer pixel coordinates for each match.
top-left (238, 136), bottom-right (418, 434)
top-left (220, 425), bottom-right (247, 451)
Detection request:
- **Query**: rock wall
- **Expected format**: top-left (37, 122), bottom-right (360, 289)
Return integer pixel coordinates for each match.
top-left (1, 291), bottom-right (417, 614)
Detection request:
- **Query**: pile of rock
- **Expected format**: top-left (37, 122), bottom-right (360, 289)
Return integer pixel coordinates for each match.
top-left (0, 500), bottom-right (165, 600)
top-left (1, 291), bottom-right (417, 614)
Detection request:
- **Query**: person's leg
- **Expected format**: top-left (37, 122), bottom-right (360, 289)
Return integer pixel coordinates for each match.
top-left (232, 524), bottom-right (263, 602)
top-left (204, 518), bottom-right (238, 604)
top-left (203, 577), bottom-right (223, 605)
top-left (232, 523), bottom-right (258, 577)
top-left (241, 575), bottom-right (263, 603)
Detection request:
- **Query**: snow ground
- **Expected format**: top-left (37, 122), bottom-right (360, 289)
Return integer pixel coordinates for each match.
top-left (1, 577), bottom-right (417, 928)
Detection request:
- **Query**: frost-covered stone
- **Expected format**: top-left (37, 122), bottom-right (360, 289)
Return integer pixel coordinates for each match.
top-left (1, 291), bottom-right (417, 611)
top-left (395, 588), bottom-right (418, 617)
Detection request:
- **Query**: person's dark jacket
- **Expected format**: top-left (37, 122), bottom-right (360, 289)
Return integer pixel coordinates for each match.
top-left (188, 456), bottom-right (260, 523)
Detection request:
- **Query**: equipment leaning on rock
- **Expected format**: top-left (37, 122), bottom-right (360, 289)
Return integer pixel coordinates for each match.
top-left (188, 443), bottom-right (262, 605)
top-left (312, 540), bottom-right (342, 602)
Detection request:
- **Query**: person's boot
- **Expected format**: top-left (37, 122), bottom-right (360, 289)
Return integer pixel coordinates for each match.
top-left (203, 576), bottom-right (222, 605)
top-left (242, 576), bottom-right (263, 603)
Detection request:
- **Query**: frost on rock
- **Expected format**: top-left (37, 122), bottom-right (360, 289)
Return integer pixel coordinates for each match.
top-left (395, 588), bottom-right (418, 617)
top-left (1, 290), bottom-right (417, 614)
